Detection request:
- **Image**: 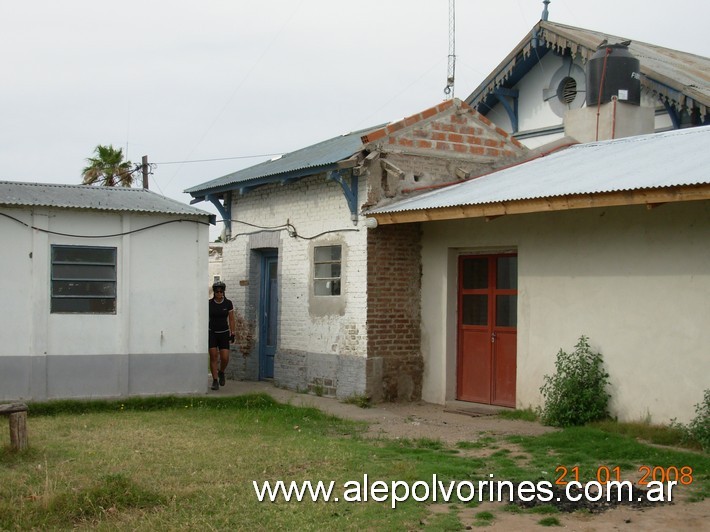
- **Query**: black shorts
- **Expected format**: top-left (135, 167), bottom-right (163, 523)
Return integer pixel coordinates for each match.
top-left (209, 330), bottom-right (230, 350)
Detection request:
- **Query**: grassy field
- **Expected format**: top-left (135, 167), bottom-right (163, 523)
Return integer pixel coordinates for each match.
top-left (1, 394), bottom-right (708, 530)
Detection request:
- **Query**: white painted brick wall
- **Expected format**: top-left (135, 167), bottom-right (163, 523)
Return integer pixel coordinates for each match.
top-left (221, 174), bottom-right (369, 359)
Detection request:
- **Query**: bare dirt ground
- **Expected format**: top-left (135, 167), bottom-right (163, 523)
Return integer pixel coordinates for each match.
top-left (216, 380), bottom-right (709, 530)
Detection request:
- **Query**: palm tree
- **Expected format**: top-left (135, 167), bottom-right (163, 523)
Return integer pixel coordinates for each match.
top-left (81, 145), bottom-right (135, 187)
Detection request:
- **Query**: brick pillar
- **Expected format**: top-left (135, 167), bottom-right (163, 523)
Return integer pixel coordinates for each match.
top-left (367, 223), bottom-right (423, 401)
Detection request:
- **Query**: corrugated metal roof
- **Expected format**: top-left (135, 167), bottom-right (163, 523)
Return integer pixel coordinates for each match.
top-left (369, 126), bottom-right (710, 215)
top-left (185, 125), bottom-right (383, 196)
top-left (466, 20), bottom-right (710, 118)
top-left (0, 181), bottom-right (211, 217)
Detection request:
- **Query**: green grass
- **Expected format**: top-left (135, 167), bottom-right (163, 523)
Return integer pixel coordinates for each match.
top-left (509, 426), bottom-right (710, 498)
top-left (473, 510), bottom-right (495, 526)
top-left (422, 507), bottom-right (464, 531)
top-left (1, 395), bottom-right (708, 530)
top-left (496, 408), bottom-right (538, 422)
top-left (528, 504), bottom-right (559, 514)
top-left (455, 435), bottom-right (496, 449)
top-left (590, 419), bottom-right (699, 449)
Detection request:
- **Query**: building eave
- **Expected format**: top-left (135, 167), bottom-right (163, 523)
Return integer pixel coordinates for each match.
top-left (370, 183), bottom-right (710, 225)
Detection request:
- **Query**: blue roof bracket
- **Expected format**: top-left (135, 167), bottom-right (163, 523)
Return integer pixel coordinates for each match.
top-left (326, 169), bottom-right (358, 222)
top-left (493, 88), bottom-right (519, 133)
top-left (662, 99), bottom-right (681, 129)
top-left (206, 192), bottom-right (232, 236)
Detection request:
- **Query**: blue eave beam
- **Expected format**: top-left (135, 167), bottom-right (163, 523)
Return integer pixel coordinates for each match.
top-left (326, 169), bottom-right (358, 220)
top-left (493, 88), bottom-right (519, 133)
top-left (191, 160), bottom-right (360, 226)
top-left (206, 192), bottom-right (231, 235)
top-left (662, 99), bottom-right (681, 129)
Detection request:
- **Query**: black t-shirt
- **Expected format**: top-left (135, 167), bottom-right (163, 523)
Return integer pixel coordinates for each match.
top-left (209, 297), bottom-right (234, 333)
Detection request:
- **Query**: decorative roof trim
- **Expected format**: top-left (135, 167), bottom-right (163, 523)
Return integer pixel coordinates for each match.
top-left (467, 20), bottom-right (709, 120)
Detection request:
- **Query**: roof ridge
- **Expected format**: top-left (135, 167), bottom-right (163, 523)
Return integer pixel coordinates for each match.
top-left (0, 180), bottom-right (149, 192)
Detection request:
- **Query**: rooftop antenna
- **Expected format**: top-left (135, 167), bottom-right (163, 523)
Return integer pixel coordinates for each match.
top-left (444, 0), bottom-right (456, 99)
top-left (541, 0), bottom-right (551, 21)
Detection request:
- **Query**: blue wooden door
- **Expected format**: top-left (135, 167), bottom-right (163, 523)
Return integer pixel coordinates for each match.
top-left (259, 253), bottom-right (278, 379)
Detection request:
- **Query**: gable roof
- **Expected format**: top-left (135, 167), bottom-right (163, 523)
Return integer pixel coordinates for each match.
top-left (185, 125), bottom-right (383, 200)
top-left (186, 99), bottom-right (529, 203)
top-left (466, 20), bottom-right (710, 121)
top-left (369, 125), bottom-right (710, 223)
top-left (0, 181), bottom-right (212, 218)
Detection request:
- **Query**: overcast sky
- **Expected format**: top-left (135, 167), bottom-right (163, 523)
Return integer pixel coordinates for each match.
top-left (2, 0), bottom-right (708, 236)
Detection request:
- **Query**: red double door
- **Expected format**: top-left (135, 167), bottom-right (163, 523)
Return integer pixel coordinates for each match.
top-left (457, 254), bottom-right (517, 407)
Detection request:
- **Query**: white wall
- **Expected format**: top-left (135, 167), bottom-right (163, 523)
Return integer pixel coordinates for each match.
top-left (420, 200), bottom-right (710, 424)
top-left (1, 208), bottom-right (34, 356)
top-left (222, 174), bottom-right (369, 358)
top-left (0, 206), bottom-right (209, 399)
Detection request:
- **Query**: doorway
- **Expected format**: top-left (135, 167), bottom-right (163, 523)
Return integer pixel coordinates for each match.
top-left (456, 254), bottom-right (517, 407)
top-left (258, 251), bottom-right (278, 379)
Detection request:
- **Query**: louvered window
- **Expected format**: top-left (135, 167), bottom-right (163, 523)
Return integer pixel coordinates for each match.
top-left (51, 245), bottom-right (117, 313)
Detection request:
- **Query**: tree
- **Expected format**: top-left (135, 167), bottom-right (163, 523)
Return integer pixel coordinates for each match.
top-left (81, 144), bottom-right (135, 187)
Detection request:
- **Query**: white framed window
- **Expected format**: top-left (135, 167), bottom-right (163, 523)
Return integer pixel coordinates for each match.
top-left (314, 245), bottom-right (341, 296)
top-left (50, 245), bottom-right (117, 313)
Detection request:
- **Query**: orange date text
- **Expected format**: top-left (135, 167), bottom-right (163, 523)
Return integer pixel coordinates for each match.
top-left (555, 465), bottom-right (693, 486)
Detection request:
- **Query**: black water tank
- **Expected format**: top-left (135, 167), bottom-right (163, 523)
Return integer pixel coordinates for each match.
top-left (586, 43), bottom-right (641, 106)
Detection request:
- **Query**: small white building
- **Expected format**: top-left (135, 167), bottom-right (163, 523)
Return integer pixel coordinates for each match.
top-left (0, 181), bottom-right (213, 401)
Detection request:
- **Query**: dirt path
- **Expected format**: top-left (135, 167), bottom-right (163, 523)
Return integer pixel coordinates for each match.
top-left (215, 380), bottom-right (709, 530)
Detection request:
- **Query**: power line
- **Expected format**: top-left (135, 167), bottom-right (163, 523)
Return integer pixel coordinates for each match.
top-left (219, 219), bottom-right (360, 242)
top-left (0, 212), bottom-right (208, 238)
top-left (162, 0), bottom-right (305, 189)
top-left (154, 153), bottom-right (283, 165)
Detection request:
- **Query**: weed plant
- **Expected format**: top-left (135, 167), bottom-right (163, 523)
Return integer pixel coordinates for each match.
top-left (670, 389), bottom-right (710, 452)
top-left (539, 335), bottom-right (610, 427)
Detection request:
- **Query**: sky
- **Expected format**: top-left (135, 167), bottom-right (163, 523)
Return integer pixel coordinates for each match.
top-left (2, 0), bottom-right (708, 238)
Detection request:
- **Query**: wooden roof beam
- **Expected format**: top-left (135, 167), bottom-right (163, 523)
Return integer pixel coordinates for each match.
top-left (370, 184), bottom-right (710, 225)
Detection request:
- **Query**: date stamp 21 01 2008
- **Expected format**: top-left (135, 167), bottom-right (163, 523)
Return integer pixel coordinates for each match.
top-left (555, 465), bottom-right (694, 487)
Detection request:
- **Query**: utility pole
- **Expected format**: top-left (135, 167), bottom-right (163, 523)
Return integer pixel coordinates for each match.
top-left (141, 155), bottom-right (149, 189)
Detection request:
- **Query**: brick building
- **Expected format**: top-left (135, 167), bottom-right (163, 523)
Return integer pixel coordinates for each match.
top-left (186, 12), bottom-right (709, 419)
top-left (185, 99), bottom-right (527, 400)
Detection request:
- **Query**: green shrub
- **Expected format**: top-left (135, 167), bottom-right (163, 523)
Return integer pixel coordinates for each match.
top-left (671, 389), bottom-right (710, 452)
top-left (539, 336), bottom-right (610, 427)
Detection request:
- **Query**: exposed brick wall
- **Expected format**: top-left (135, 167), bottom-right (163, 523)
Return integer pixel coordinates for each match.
top-left (361, 99), bottom-right (529, 208)
top-left (361, 99), bottom-right (526, 160)
top-left (386, 114), bottom-right (523, 159)
top-left (367, 223), bottom-right (423, 401)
